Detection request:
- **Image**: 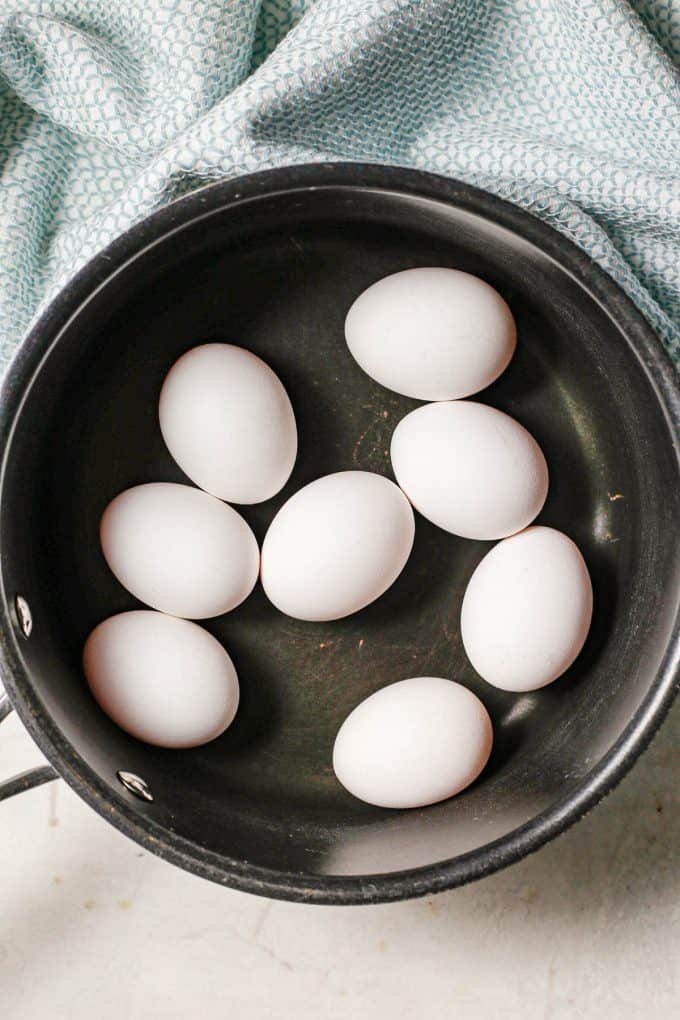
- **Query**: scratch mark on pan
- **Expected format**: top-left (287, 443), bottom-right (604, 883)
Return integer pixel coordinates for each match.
top-left (352, 421), bottom-right (377, 463)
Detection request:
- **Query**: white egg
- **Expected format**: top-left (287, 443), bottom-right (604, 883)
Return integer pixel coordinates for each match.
top-left (344, 267), bottom-right (516, 401)
top-left (100, 483), bottom-right (259, 619)
top-left (461, 526), bottom-right (593, 692)
top-left (391, 400), bottom-right (548, 540)
top-left (159, 343), bottom-right (297, 504)
top-left (83, 611), bottom-right (239, 748)
top-left (333, 677), bottom-right (493, 809)
top-left (260, 471), bottom-right (415, 622)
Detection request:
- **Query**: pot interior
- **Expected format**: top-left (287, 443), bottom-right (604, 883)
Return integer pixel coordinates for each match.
top-left (2, 177), bottom-right (679, 884)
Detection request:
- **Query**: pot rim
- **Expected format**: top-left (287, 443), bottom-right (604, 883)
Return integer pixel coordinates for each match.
top-left (1, 162), bottom-right (679, 905)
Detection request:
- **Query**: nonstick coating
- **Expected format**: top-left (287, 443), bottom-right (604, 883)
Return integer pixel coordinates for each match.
top-left (1, 165), bottom-right (679, 904)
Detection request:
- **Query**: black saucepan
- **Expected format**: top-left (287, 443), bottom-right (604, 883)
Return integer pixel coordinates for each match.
top-left (1, 164), bottom-right (678, 904)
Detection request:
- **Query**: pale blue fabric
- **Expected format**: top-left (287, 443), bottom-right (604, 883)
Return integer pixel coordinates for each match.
top-left (1, 1), bottom-right (679, 370)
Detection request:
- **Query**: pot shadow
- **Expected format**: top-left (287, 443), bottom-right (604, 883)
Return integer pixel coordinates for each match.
top-left (430, 697), bottom-right (680, 925)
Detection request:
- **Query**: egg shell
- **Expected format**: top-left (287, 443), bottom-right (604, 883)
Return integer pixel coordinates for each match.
top-left (333, 677), bottom-right (493, 809)
top-left (344, 267), bottom-right (516, 401)
top-left (461, 526), bottom-right (593, 692)
top-left (391, 400), bottom-right (549, 540)
top-left (159, 343), bottom-right (297, 504)
top-left (260, 470), bottom-right (415, 622)
top-left (100, 483), bottom-right (259, 619)
top-left (83, 611), bottom-right (239, 748)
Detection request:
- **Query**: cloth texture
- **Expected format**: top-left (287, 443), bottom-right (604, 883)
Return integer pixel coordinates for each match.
top-left (1, 0), bottom-right (679, 372)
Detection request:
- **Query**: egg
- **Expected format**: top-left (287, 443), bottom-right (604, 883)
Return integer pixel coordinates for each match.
top-left (333, 677), bottom-right (493, 809)
top-left (100, 483), bottom-right (259, 619)
top-left (159, 343), bottom-right (297, 504)
top-left (461, 526), bottom-right (593, 692)
top-left (83, 611), bottom-right (239, 748)
top-left (391, 400), bottom-right (548, 540)
top-left (344, 267), bottom-right (516, 401)
top-left (261, 470), bottom-right (415, 621)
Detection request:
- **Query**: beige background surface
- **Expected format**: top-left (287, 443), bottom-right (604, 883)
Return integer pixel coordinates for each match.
top-left (1, 697), bottom-right (678, 1020)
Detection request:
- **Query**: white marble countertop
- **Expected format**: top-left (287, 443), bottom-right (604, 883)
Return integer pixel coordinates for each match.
top-left (1, 700), bottom-right (678, 1019)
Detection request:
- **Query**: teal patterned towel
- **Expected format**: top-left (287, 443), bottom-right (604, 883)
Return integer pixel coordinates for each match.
top-left (1, 1), bottom-right (679, 371)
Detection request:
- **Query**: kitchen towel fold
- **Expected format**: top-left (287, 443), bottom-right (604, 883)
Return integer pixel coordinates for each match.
top-left (1, 0), bottom-right (679, 370)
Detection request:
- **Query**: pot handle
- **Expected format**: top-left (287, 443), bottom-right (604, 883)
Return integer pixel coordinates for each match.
top-left (0, 690), bottom-right (58, 802)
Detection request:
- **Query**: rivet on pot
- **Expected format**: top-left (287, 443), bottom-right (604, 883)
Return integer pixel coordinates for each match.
top-left (15, 595), bottom-right (32, 638)
top-left (117, 771), bottom-right (154, 802)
